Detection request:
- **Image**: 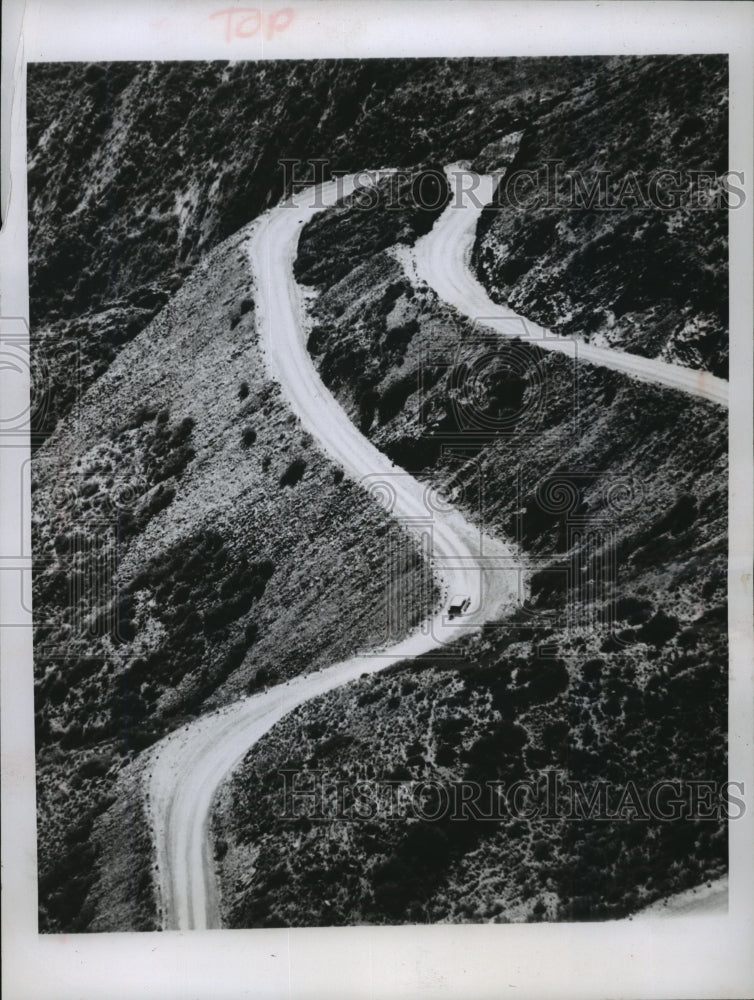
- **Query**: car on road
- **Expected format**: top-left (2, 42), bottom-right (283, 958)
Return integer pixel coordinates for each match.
top-left (448, 594), bottom-right (472, 618)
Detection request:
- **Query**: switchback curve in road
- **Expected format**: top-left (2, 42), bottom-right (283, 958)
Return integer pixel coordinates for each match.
top-left (402, 165), bottom-right (729, 409)
top-left (146, 173), bottom-right (522, 931)
top-left (408, 165), bottom-right (730, 919)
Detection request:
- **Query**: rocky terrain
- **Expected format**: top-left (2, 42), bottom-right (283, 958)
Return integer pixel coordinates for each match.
top-left (28, 55), bottom-right (728, 931)
top-left (28, 57), bottom-right (601, 440)
top-left (213, 142), bottom-right (728, 924)
top-left (216, 626), bottom-right (726, 925)
top-left (32, 225), bottom-right (433, 932)
top-left (472, 55), bottom-right (729, 377)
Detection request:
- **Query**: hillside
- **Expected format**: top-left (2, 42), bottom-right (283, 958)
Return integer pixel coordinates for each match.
top-left (211, 146), bottom-right (728, 925)
top-left (28, 56), bottom-right (602, 439)
top-left (28, 54), bottom-right (728, 932)
top-left (217, 627), bottom-right (726, 925)
top-left (32, 225), bottom-right (433, 932)
top-left (472, 55), bottom-right (728, 377)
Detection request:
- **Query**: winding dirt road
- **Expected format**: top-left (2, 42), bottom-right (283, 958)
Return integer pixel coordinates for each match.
top-left (402, 166), bottom-right (729, 409)
top-left (147, 165), bottom-right (728, 931)
top-left (147, 173), bottom-right (520, 931)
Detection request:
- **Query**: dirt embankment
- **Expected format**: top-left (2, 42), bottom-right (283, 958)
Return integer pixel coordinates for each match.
top-left (29, 54), bottom-right (728, 931)
top-left (29, 57), bottom-right (598, 438)
top-left (472, 55), bottom-right (728, 377)
top-left (33, 226), bottom-right (433, 932)
top-left (211, 167), bottom-right (727, 927)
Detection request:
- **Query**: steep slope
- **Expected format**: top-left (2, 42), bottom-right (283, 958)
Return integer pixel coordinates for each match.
top-left (28, 54), bottom-right (729, 932)
top-left (27, 53), bottom-right (603, 935)
top-left (217, 624), bottom-right (727, 925)
top-left (28, 57), bottom-right (602, 438)
top-left (406, 165), bottom-right (727, 406)
top-left (33, 226), bottom-right (433, 932)
top-left (472, 55), bottom-right (729, 377)
top-left (210, 155), bottom-right (727, 926)
top-left (146, 174), bottom-right (520, 931)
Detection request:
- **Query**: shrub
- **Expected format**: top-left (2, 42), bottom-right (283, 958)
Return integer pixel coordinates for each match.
top-left (518, 658), bottom-right (569, 703)
top-left (384, 318), bottom-right (419, 352)
top-left (372, 875), bottom-right (412, 918)
top-left (378, 374), bottom-right (416, 424)
top-left (638, 610), bottom-right (679, 647)
top-left (463, 720), bottom-right (528, 778)
top-left (435, 716), bottom-right (466, 748)
top-left (315, 733), bottom-right (354, 758)
top-left (170, 416), bottom-right (195, 445)
top-left (247, 666), bottom-right (276, 692)
top-left (614, 595), bottom-right (653, 624)
top-left (84, 63), bottom-right (107, 85)
top-left (238, 381), bottom-right (250, 400)
top-left (130, 404), bottom-right (158, 428)
top-left (242, 427), bottom-right (257, 447)
top-left (650, 494), bottom-right (697, 537)
top-left (218, 641), bottom-right (247, 679)
top-left (532, 840), bottom-right (551, 863)
top-left (204, 590), bottom-right (254, 632)
top-left (127, 484), bottom-right (175, 535)
top-left (677, 627), bottom-right (701, 649)
top-left (530, 566), bottom-right (569, 604)
top-left (358, 386), bottom-right (379, 434)
top-left (79, 754), bottom-right (113, 779)
top-left (306, 325), bottom-right (327, 355)
top-left (159, 444), bottom-right (195, 481)
top-left (542, 720), bottom-right (570, 755)
top-left (47, 675), bottom-right (67, 706)
top-left (279, 458), bottom-right (306, 487)
top-left (54, 532), bottom-right (70, 554)
top-left (257, 559), bottom-right (275, 581)
top-left (60, 723), bottom-right (84, 749)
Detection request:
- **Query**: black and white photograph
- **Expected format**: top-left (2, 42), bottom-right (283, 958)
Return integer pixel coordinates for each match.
top-left (2, 2), bottom-right (753, 999)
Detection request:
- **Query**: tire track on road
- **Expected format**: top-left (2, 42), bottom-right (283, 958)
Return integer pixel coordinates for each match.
top-left (146, 173), bottom-right (522, 930)
top-left (400, 164), bottom-right (729, 408)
